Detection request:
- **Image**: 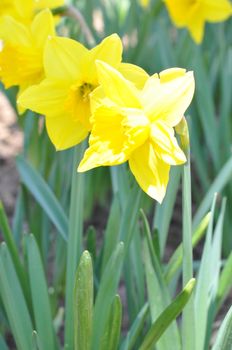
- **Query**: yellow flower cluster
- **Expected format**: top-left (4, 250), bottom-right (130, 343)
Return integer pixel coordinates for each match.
top-left (0, 5), bottom-right (195, 203)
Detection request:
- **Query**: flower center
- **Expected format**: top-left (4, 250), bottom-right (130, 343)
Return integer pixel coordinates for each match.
top-left (79, 83), bottom-right (94, 103)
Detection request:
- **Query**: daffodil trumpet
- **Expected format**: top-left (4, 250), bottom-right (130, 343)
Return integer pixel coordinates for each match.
top-left (78, 62), bottom-right (195, 203)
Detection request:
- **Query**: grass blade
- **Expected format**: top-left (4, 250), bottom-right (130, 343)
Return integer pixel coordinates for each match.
top-left (141, 210), bottom-right (181, 349)
top-left (100, 295), bottom-right (122, 350)
top-left (0, 243), bottom-right (33, 350)
top-left (193, 156), bottom-right (232, 230)
top-left (165, 212), bottom-right (211, 283)
top-left (216, 251), bottom-right (232, 311)
top-left (74, 251), bottom-right (93, 350)
top-left (121, 303), bottom-right (149, 350)
top-left (26, 234), bottom-right (56, 350)
top-left (16, 156), bottom-right (68, 241)
top-left (212, 305), bottom-right (232, 350)
top-left (91, 242), bottom-right (124, 350)
top-left (0, 202), bottom-right (30, 307)
top-left (139, 279), bottom-right (196, 350)
top-left (182, 157), bottom-right (195, 350)
top-left (65, 143), bottom-right (85, 349)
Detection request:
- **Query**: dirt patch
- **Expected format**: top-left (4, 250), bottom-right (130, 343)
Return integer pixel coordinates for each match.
top-left (0, 92), bottom-right (23, 218)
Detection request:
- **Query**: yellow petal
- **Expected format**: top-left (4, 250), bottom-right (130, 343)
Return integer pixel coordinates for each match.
top-left (159, 68), bottom-right (186, 83)
top-left (143, 70), bottom-right (195, 127)
top-left (34, 0), bottom-right (65, 10)
top-left (121, 108), bottom-right (150, 153)
top-left (151, 121), bottom-right (186, 165)
top-left (18, 79), bottom-right (70, 116)
top-left (0, 15), bottom-right (31, 45)
top-left (82, 33), bottom-right (122, 84)
top-left (187, 15), bottom-right (205, 44)
top-left (14, 0), bottom-right (33, 22)
top-left (96, 60), bottom-right (141, 108)
top-left (44, 36), bottom-right (88, 81)
top-left (129, 141), bottom-right (170, 203)
top-left (165, 0), bottom-right (195, 26)
top-left (202, 0), bottom-right (232, 22)
top-left (118, 63), bottom-right (149, 89)
top-left (31, 9), bottom-right (55, 48)
top-left (46, 114), bottom-right (88, 150)
top-left (78, 106), bottom-right (128, 172)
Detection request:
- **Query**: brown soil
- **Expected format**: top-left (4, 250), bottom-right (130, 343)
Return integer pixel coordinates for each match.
top-left (0, 92), bottom-right (23, 218)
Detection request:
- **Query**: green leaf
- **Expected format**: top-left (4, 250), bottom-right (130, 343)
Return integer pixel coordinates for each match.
top-left (212, 305), bottom-right (232, 350)
top-left (181, 156), bottom-right (195, 350)
top-left (216, 251), bottom-right (232, 311)
top-left (101, 195), bottom-right (121, 274)
top-left (100, 295), bottom-right (122, 350)
top-left (165, 212), bottom-right (211, 283)
top-left (65, 143), bottom-right (86, 349)
top-left (141, 210), bottom-right (181, 350)
top-left (193, 156), bottom-right (232, 230)
top-left (16, 156), bottom-right (68, 241)
top-left (0, 334), bottom-right (9, 350)
top-left (153, 167), bottom-right (181, 256)
top-left (91, 242), bottom-right (124, 350)
top-left (26, 234), bottom-right (56, 350)
top-left (74, 251), bottom-right (93, 350)
top-left (0, 202), bottom-right (30, 307)
top-left (139, 279), bottom-right (196, 350)
top-left (0, 243), bottom-right (34, 350)
top-left (121, 303), bottom-right (149, 350)
top-left (194, 196), bottom-right (218, 350)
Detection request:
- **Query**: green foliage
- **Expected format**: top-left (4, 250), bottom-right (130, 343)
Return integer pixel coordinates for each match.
top-left (0, 0), bottom-right (232, 349)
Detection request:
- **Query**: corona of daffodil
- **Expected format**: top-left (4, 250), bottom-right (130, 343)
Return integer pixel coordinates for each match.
top-left (0, 9), bottom-right (55, 93)
top-left (18, 34), bottom-right (148, 150)
top-left (0, 0), bottom-right (64, 23)
top-left (165, 0), bottom-right (232, 44)
top-left (78, 62), bottom-right (195, 203)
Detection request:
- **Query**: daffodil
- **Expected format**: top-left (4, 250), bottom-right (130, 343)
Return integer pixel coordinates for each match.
top-left (165, 0), bottom-right (232, 44)
top-left (78, 62), bottom-right (195, 202)
top-left (18, 34), bottom-right (148, 150)
top-left (0, 9), bottom-right (55, 93)
top-left (0, 0), bottom-right (64, 23)
top-left (139, 0), bottom-right (150, 8)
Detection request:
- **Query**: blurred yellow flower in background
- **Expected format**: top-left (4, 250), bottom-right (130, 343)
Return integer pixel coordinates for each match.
top-left (79, 62), bottom-right (195, 202)
top-left (139, 0), bottom-right (150, 8)
top-left (0, 0), bottom-right (64, 23)
top-left (18, 34), bottom-right (148, 151)
top-left (0, 9), bottom-right (55, 92)
top-left (165, 0), bottom-right (232, 43)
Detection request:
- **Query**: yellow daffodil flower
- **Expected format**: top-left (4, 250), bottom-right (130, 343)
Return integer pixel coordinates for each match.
top-left (18, 34), bottom-right (148, 150)
top-left (139, 0), bottom-right (150, 8)
top-left (78, 62), bottom-right (195, 202)
top-left (0, 0), bottom-right (64, 23)
top-left (165, 0), bottom-right (232, 44)
top-left (0, 9), bottom-right (55, 93)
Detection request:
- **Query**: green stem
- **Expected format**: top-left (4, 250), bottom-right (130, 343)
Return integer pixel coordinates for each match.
top-left (182, 151), bottom-right (195, 350)
top-left (53, 5), bottom-right (96, 47)
top-left (64, 143), bottom-right (86, 349)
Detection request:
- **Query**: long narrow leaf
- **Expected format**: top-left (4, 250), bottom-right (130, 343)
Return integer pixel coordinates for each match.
top-left (74, 251), bottom-right (93, 350)
top-left (139, 279), bottom-right (196, 350)
top-left (212, 306), bottom-right (232, 350)
top-left (16, 156), bottom-right (68, 241)
top-left (0, 243), bottom-right (33, 350)
top-left (91, 242), bottom-right (124, 350)
top-left (100, 295), bottom-right (122, 350)
top-left (26, 235), bottom-right (56, 350)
